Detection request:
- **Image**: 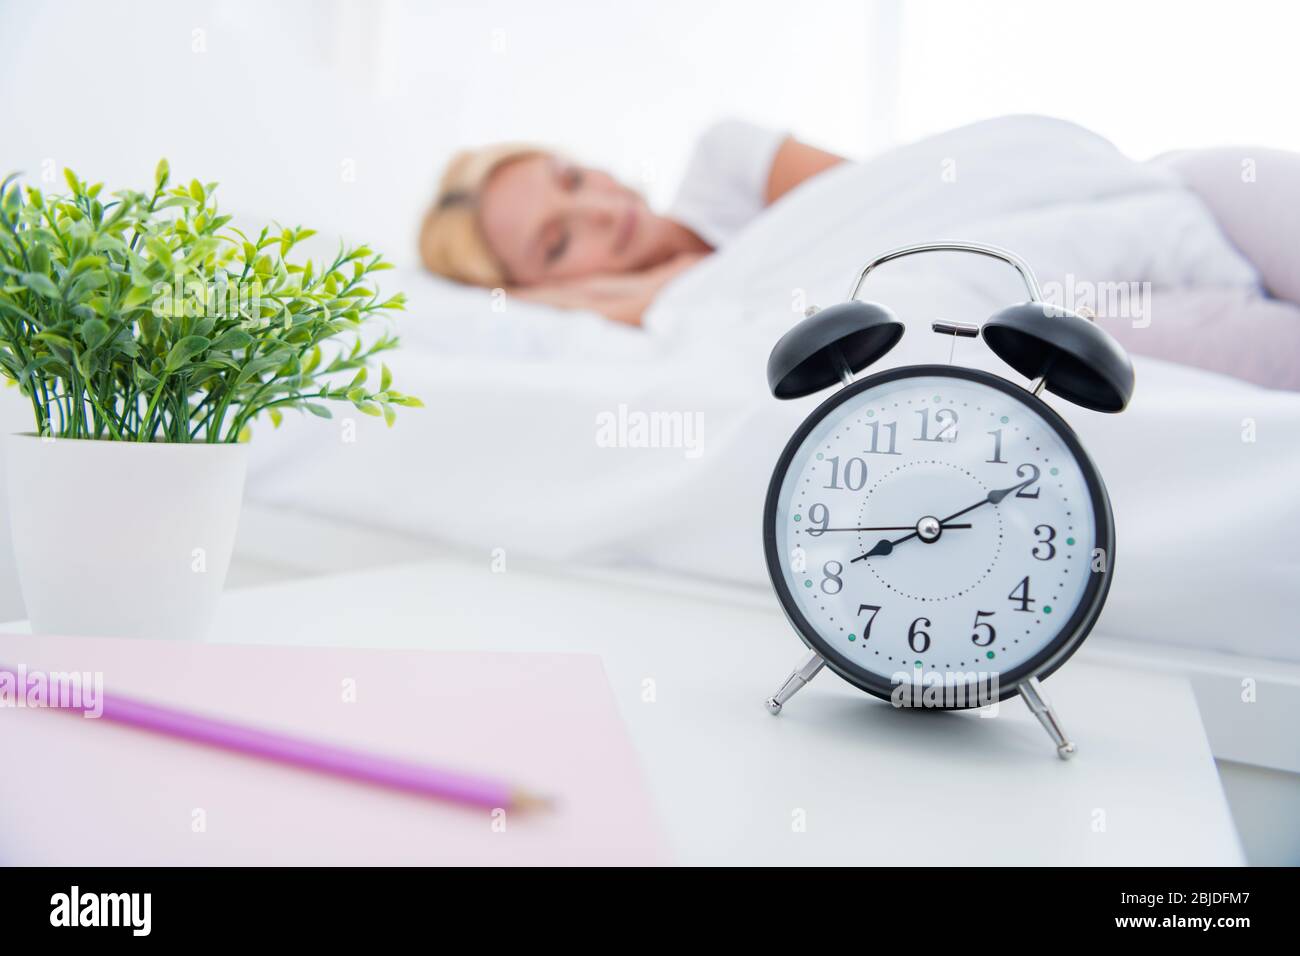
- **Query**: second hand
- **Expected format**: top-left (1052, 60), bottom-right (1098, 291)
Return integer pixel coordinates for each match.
top-left (810, 523), bottom-right (973, 533)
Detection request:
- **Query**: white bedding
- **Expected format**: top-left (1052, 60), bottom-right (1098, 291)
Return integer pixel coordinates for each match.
top-left (246, 117), bottom-right (1300, 663)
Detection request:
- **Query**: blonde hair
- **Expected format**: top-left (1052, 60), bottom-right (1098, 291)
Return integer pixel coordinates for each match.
top-left (418, 143), bottom-right (546, 287)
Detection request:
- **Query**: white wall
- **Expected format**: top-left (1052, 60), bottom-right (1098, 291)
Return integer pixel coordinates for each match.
top-left (895, 0), bottom-right (1300, 158)
top-left (0, 0), bottom-right (882, 268)
top-left (3, 0), bottom-right (1295, 256)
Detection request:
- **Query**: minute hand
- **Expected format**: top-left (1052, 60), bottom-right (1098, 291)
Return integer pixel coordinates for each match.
top-left (938, 477), bottom-right (1035, 525)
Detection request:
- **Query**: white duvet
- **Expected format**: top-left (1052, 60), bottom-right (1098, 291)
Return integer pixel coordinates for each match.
top-left (247, 117), bottom-right (1300, 663)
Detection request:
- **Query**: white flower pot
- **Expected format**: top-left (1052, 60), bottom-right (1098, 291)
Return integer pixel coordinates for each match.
top-left (4, 434), bottom-right (248, 641)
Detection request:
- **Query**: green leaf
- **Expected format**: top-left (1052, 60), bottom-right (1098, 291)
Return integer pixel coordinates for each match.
top-left (144, 237), bottom-right (173, 264)
top-left (20, 273), bottom-right (60, 299)
top-left (382, 403), bottom-right (395, 427)
top-left (70, 254), bottom-right (106, 276)
top-left (303, 403), bottom-right (332, 419)
top-left (269, 408), bottom-right (283, 428)
top-left (122, 285), bottom-right (154, 310)
top-left (80, 318), bottom-right (111, 350)
top-left (380, 363), bottom-right (392, 392)
top-left (0, 299), bottom-right (38, 325)
top-left (233, 350), bottom-right (292, 388)
top-left (302, 346), bottom-right (321, 375)
top-left (189, 179), bottom-right (205, 203)
top-left (155, 158), bottom-right (170, 190)
top-left (63, 168), bottom-right (80, 195)
top-left (210, 329), bottom-right (253, 351)
top-left (73, 347), bottom-right (98, 378)
top-left (197, 354), bottom-right (239, 371)
top-left (137, 310), bottom-right (162, 345)
top-left (357, 401), bottom-right (382, 417)
top-left (164, 335), bottom-right (210, 372)
top-left (21, 354), bottom-right (69, 379)
top-left (34, 331), bottom-right (73, 350)
top-left (133, 365), bottom-right (160, 389)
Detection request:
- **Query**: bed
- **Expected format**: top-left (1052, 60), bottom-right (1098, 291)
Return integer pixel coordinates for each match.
top-left (245, 117), bottom-right (1300, 667)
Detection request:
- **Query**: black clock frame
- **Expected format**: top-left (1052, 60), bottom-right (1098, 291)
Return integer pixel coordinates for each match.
top-left (762, 364), bottom-right (1116, 707)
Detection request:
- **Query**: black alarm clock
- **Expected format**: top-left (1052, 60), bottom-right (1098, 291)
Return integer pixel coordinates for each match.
top-left (762, 241), bottom-right (1134, 758)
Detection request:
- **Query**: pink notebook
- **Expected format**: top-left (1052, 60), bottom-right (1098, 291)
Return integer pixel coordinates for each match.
top-left (0, 634), bottom-right (665, 865)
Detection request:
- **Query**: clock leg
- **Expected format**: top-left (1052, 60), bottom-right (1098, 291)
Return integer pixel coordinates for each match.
top-left (1018, 676), bottom-right (1077, 760)
top-left (765, 650), bottom-right (825, 715)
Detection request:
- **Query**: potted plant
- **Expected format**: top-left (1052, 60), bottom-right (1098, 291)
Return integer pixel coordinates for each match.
top-left (0, 160), bottom-right (420, 639)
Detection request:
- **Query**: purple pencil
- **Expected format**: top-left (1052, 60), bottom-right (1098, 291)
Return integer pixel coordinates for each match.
top-left (2, 665), bottom-right (547, 811)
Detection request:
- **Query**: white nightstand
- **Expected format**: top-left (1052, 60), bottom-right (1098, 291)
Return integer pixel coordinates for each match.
top-left (187, 553), bottom-right (1242, 865)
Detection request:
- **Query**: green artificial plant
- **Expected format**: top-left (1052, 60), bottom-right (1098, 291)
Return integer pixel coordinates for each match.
top-left (0, 160), bottom-right (419, 442)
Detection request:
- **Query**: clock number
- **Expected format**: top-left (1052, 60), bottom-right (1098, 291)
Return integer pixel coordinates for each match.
top-left (970, 610), bottom-right (996, 646)
top-left (820, 560), bottom-right (843, 595)
top-left (914, 407), bottom-right (958, 443)
top-left (1008, 575), bottom-right (1036, 613)
top-left (986, 428), bottom-right (1006, 463)
top-left (856, 603), bottom-right (881, 641)
top-left (864, 420), bottom-right (900, 455)
top-left (1032, 523), bottom-right (1056, 560)
top-left (824, 456), bottom-right (868, 491)
top-left (907, 616), bottom-right (931, 653)
top-left (1015, 463), bottom-right (1041, 498)
top-left (806, 503), bottom-right (830, 537)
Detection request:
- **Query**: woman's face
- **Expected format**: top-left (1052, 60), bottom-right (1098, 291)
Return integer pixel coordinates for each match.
top-left (478, 154), bottom-right (667, 285)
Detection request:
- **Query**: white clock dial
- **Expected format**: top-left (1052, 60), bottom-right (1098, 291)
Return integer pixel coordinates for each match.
top-left (766, 367), bottom-right (1110, 701)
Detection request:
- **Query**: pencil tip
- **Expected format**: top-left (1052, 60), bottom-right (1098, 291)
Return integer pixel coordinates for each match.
top-left (510, 789), bottom-right (555, 812)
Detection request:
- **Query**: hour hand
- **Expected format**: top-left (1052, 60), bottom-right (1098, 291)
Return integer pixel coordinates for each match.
top-left (850, 518), bottom-right (964, 563)
top-left (854, 538), bottom-right (894, 562)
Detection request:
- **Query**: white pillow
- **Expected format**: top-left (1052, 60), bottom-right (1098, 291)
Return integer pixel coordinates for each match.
top-left (394, 269), bottom-right (655, 362)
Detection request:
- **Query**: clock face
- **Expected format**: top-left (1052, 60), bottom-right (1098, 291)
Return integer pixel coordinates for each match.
top-left (765, 365), bottom-right (1113, 705)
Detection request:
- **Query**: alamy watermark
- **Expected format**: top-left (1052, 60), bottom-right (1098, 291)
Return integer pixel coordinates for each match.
top-left (891, 667), bottom-right (1000, 711)
top-left (151, 269), bottom-right (262, 321)
top-left (0, 665), bottom-right (104, 718)
top-left (595, 403), bottom-right (704, 459)
top-left (50, 886), bottom-right (151, 936)
top-left (1042, 274), bottom-right (1151, 329)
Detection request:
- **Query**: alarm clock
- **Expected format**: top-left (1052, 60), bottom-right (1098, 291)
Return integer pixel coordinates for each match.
top-left (762, 241), bottom-right (1134, 758)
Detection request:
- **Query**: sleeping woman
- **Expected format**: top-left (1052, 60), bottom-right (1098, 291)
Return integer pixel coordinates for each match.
top-left (418, 121), bottom-right (841, 326)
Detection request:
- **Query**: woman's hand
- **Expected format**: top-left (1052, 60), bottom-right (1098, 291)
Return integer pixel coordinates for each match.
top-left (510, 251), bottom-right (706, 326)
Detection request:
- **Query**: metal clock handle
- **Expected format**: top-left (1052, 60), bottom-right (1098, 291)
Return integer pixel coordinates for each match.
top-left (846, 240), bottom-right (1043, 303)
